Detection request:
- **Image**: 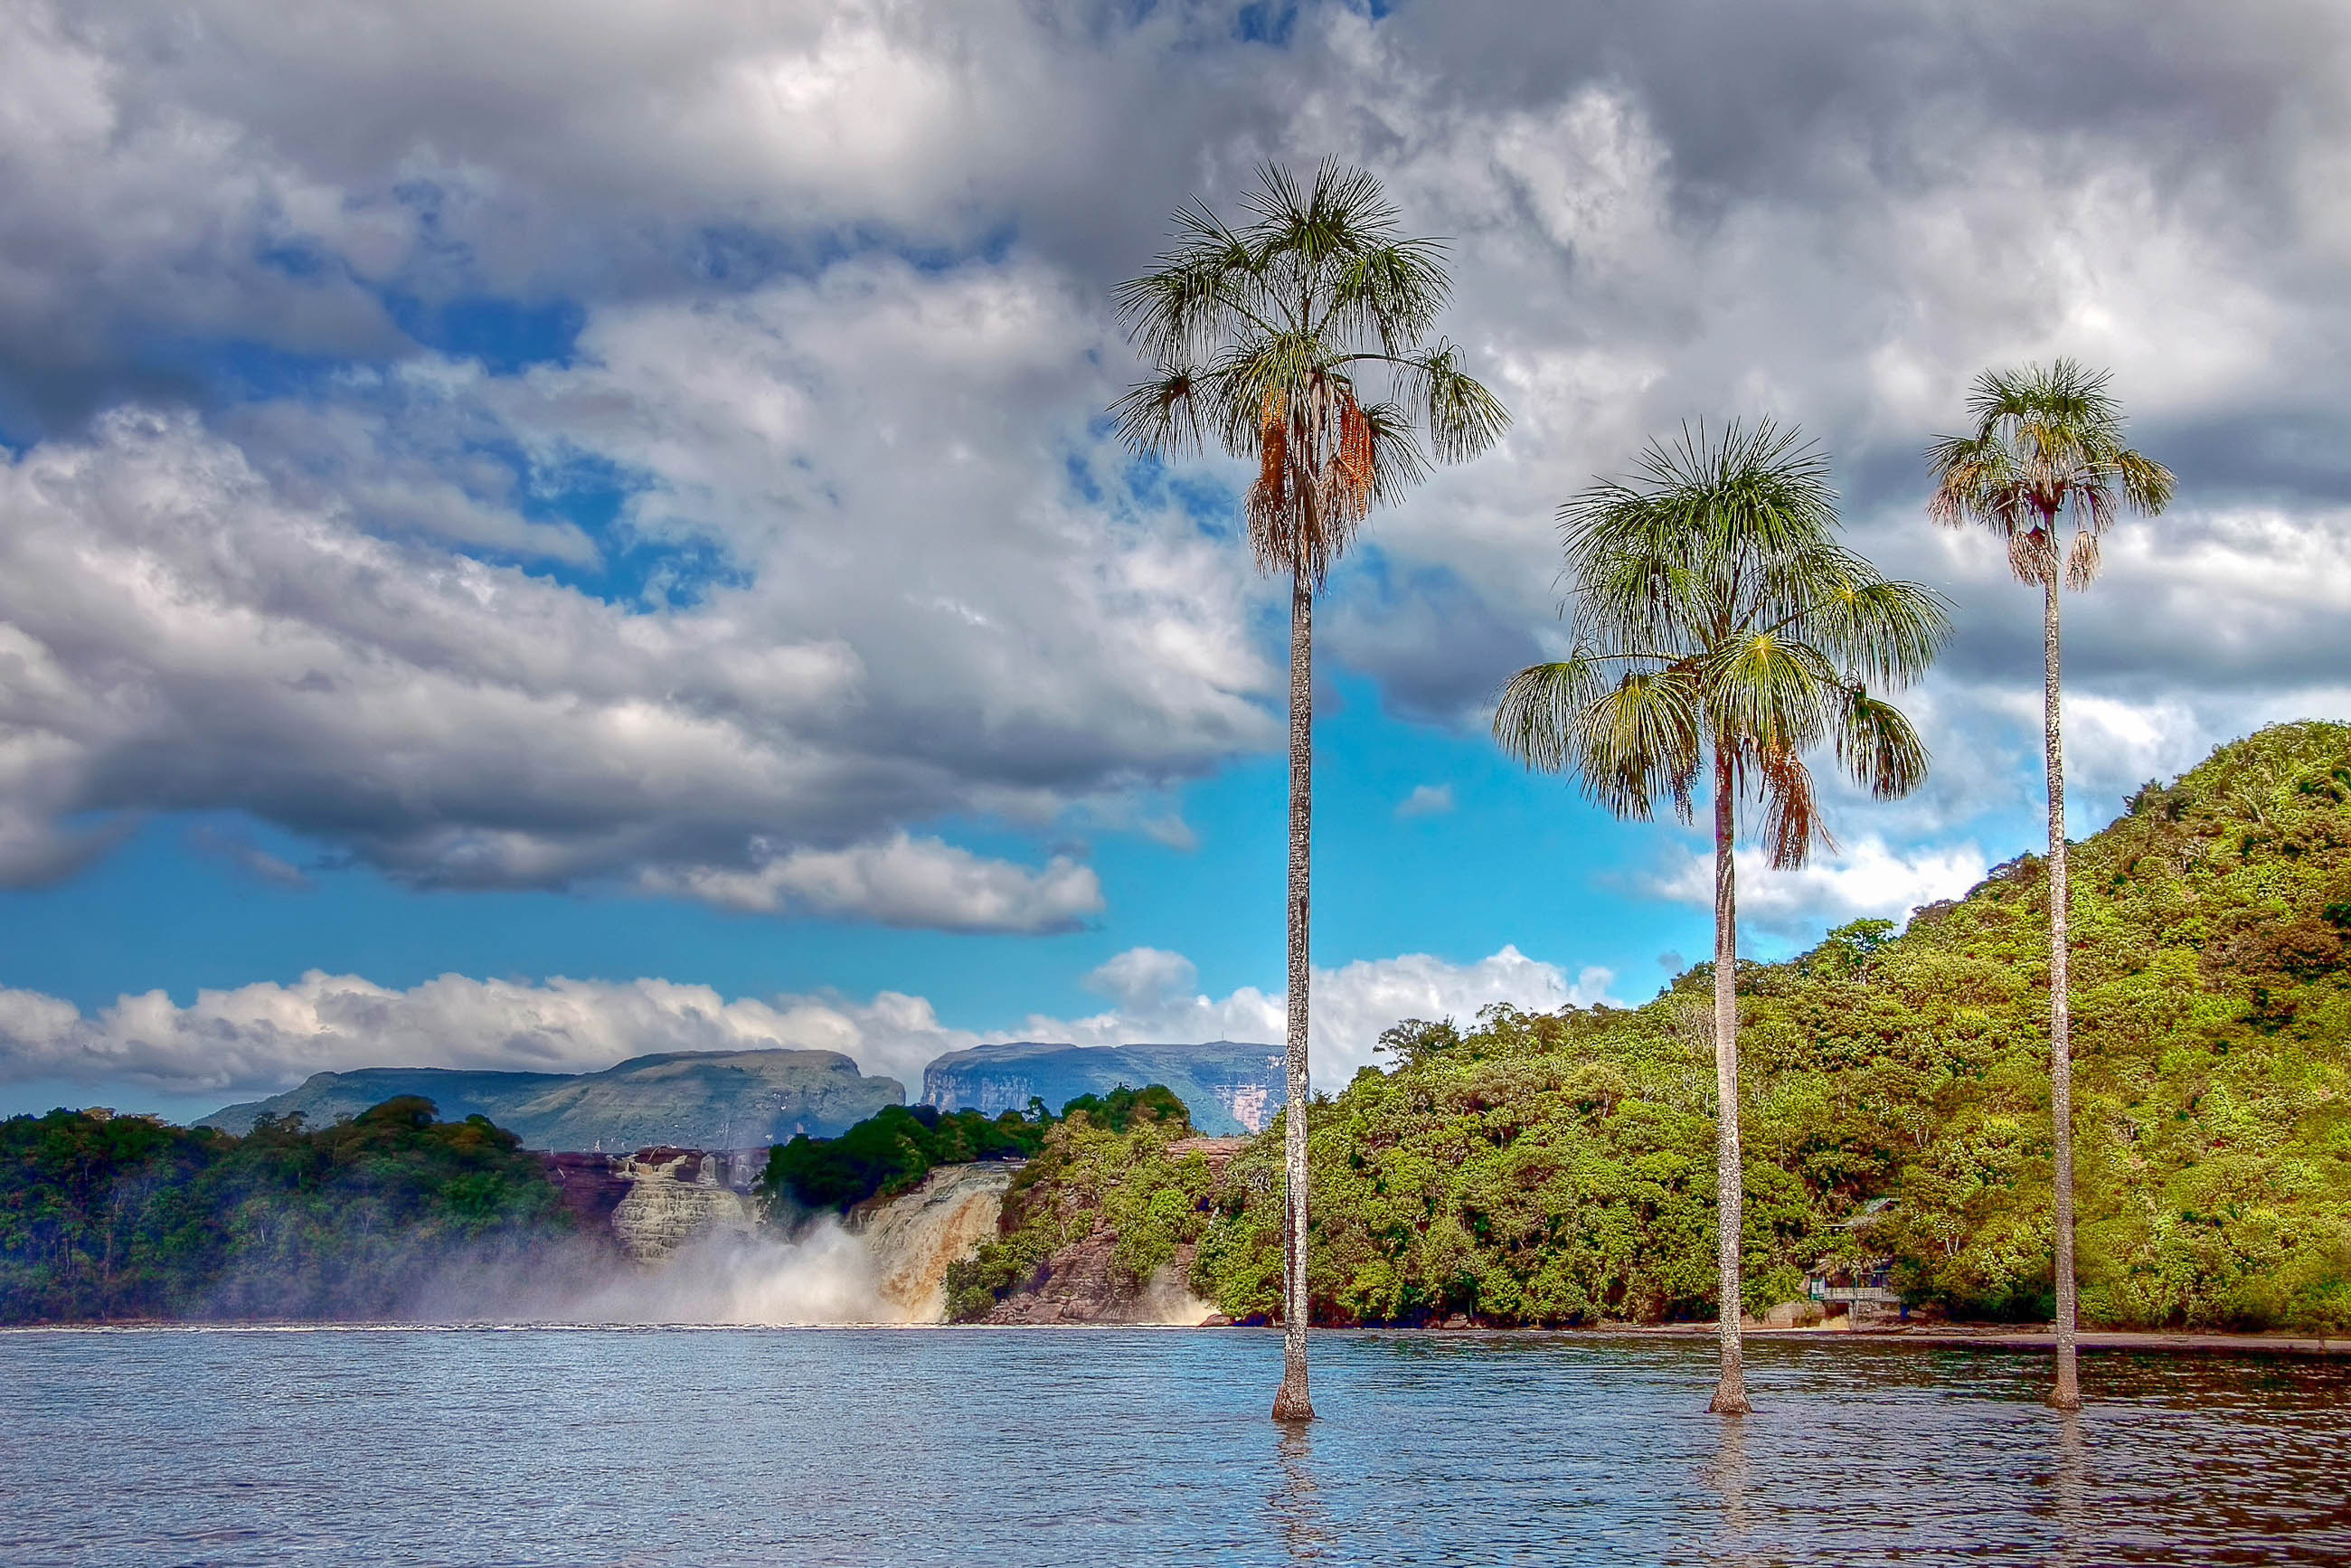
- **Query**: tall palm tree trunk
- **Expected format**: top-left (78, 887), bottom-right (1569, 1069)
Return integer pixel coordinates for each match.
top-left (1708, 748), bottom-right (1751, 1415)
top-left (1271, 564), bottom-right (1317, 1424)
top-left (2044, 572), bottom-right (2082, 1412)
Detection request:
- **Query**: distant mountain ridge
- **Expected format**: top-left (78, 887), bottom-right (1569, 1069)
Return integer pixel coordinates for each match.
top-left (921, 1040), bottom-right (1287, 1136)
top-left (202, 1049), bottom-right (904, 1151)
top-left (202, 1040), bottom-right (1291, 1149)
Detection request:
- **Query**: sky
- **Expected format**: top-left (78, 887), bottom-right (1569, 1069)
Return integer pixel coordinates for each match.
top-left (3, 0), bottom-right (2348, 1119)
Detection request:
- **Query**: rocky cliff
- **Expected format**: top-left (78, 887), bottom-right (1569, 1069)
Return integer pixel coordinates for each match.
top-left (608, 1148), bottom-right (759, 1263)
top-left (922, 1042), bottom-right (1285, 1136)
top-left (203, 1048), bottom-right (905, 1151)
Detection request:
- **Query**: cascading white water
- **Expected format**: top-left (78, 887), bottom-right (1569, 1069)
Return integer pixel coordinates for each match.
top-left (411, 1160), bottom-right (1016, 1325)
top-left (852, 1163), bottom-right (1016, 1322)
top-left (608, 1150), bottom-right (758, 1263)
top-left (551, 1161), bottom-right (1013, 1325)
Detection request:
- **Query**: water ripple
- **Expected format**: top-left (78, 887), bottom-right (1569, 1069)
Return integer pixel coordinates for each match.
top-left (2, 1328), bottom-right (2345, 1565)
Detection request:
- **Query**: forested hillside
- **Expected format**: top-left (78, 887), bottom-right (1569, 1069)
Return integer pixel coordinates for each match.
top-left (0, 1099), bottom-right (575, 1323)
top-left (999, 723), bottom-right (2351, 1332)
top-left (943, 1086), bottom-right (1206, 1320)
top-left (760, 1085), bottom-right (1199, 1219)
top-left (760, 1102), bottom-right (1049, 1214)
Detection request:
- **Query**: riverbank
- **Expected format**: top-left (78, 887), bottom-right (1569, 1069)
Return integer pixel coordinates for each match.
top-left (8, 1319), bottom-right (2349, 1355)
top-left (1289, 1322), bottom-right (2351, 1356)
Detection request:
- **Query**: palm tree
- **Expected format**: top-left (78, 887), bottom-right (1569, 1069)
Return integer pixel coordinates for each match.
top-left (1496, 421), bottom-right (1947, 1413)
top-left (1927, 361), bottom-right (2173, 1411)
top-left (1112, 162), bottom-right (1508, 1422)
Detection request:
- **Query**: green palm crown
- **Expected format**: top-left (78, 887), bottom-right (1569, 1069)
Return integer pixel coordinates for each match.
top-left (1496, 420), bottom-right (1950, 865)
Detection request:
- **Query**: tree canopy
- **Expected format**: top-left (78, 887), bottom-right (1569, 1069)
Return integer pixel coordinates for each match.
top-left (0, 1098), bottom-right (572, 1323)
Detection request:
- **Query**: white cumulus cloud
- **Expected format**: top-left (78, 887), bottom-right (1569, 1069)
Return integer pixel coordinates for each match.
top-left (639, 834), bottom-right (1101, 933)
top-left (1644, 836), bottom-right (1991, 943)
top-left (0, 973), bottom-right (968, 1099)
top-left (1016, 944), bottom-right (1616, 1089)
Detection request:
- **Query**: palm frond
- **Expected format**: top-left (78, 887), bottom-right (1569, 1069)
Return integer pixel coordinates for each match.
top-left (1925, 431), bottom-right (2025, 537)
top-left (1808, 579), bottom-right (1951, 688)
top-left (1559, 484), bottom-right (1705, 652)
top-left (2064, 529), bottom-right (2101, 591)
top-left (1246, 159), bottom-right (1399, 280)
top-left (2116, 449), bottom-right (2176, 514)
top-left (1332, 238), bottom-right (1450, 352)
top-left (1110, 200), bottom-right (1264, 361)
top-left (1492, 659), bottom-right (1607, 775)
top-left (1410, 342), bottom-right (1512, 463)
top-left (1356, 399), bottom-right (1430, 507)
top-left (1110, 370), bottom-right (1206, 457)
top-left (1834, 690), bottom-right (1931, 801)
top-left (1704, 631), bottom-right (1839, 759)
top-left (1494, 659), bottom-right (1701, 823)
top-left (1689, 420), bottom-right (1836, 562)
top-left (1580, 668), bottom-right (1705, 822)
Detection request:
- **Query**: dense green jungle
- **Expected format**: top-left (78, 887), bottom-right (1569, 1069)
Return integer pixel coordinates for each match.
top-left (0, 1097), bottom-right (573, 1323)
top-left (952, 722), bottom-right (2351, 1333)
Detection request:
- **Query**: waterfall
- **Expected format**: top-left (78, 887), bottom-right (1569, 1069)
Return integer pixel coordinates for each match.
top-left (445, 1158), bottom-right (1013, 1325)
top-left (853, 1163), bottom-right (1016, 1322)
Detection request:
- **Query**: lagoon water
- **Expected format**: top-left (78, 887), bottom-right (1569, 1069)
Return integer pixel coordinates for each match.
top-left (5, 1328), bottom-right (2346, 1565)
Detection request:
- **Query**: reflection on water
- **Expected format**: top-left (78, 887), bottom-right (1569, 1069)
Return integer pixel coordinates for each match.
top-left (2053, 1407), bottom-right (2089, 1568)
top-left (1706, 1407), bottom-right (1752, 1565)
top-left (1268, 1425), bottom-right (1334, 1563)
top-left (5, 1328), bottom-right (2348, 1566)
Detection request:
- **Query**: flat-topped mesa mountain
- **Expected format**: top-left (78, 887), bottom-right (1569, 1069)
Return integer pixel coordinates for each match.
top-left (202, 1049), bottom-right (904, 1153)
top-left (921, 1041), bottom-right (1287, 1136)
